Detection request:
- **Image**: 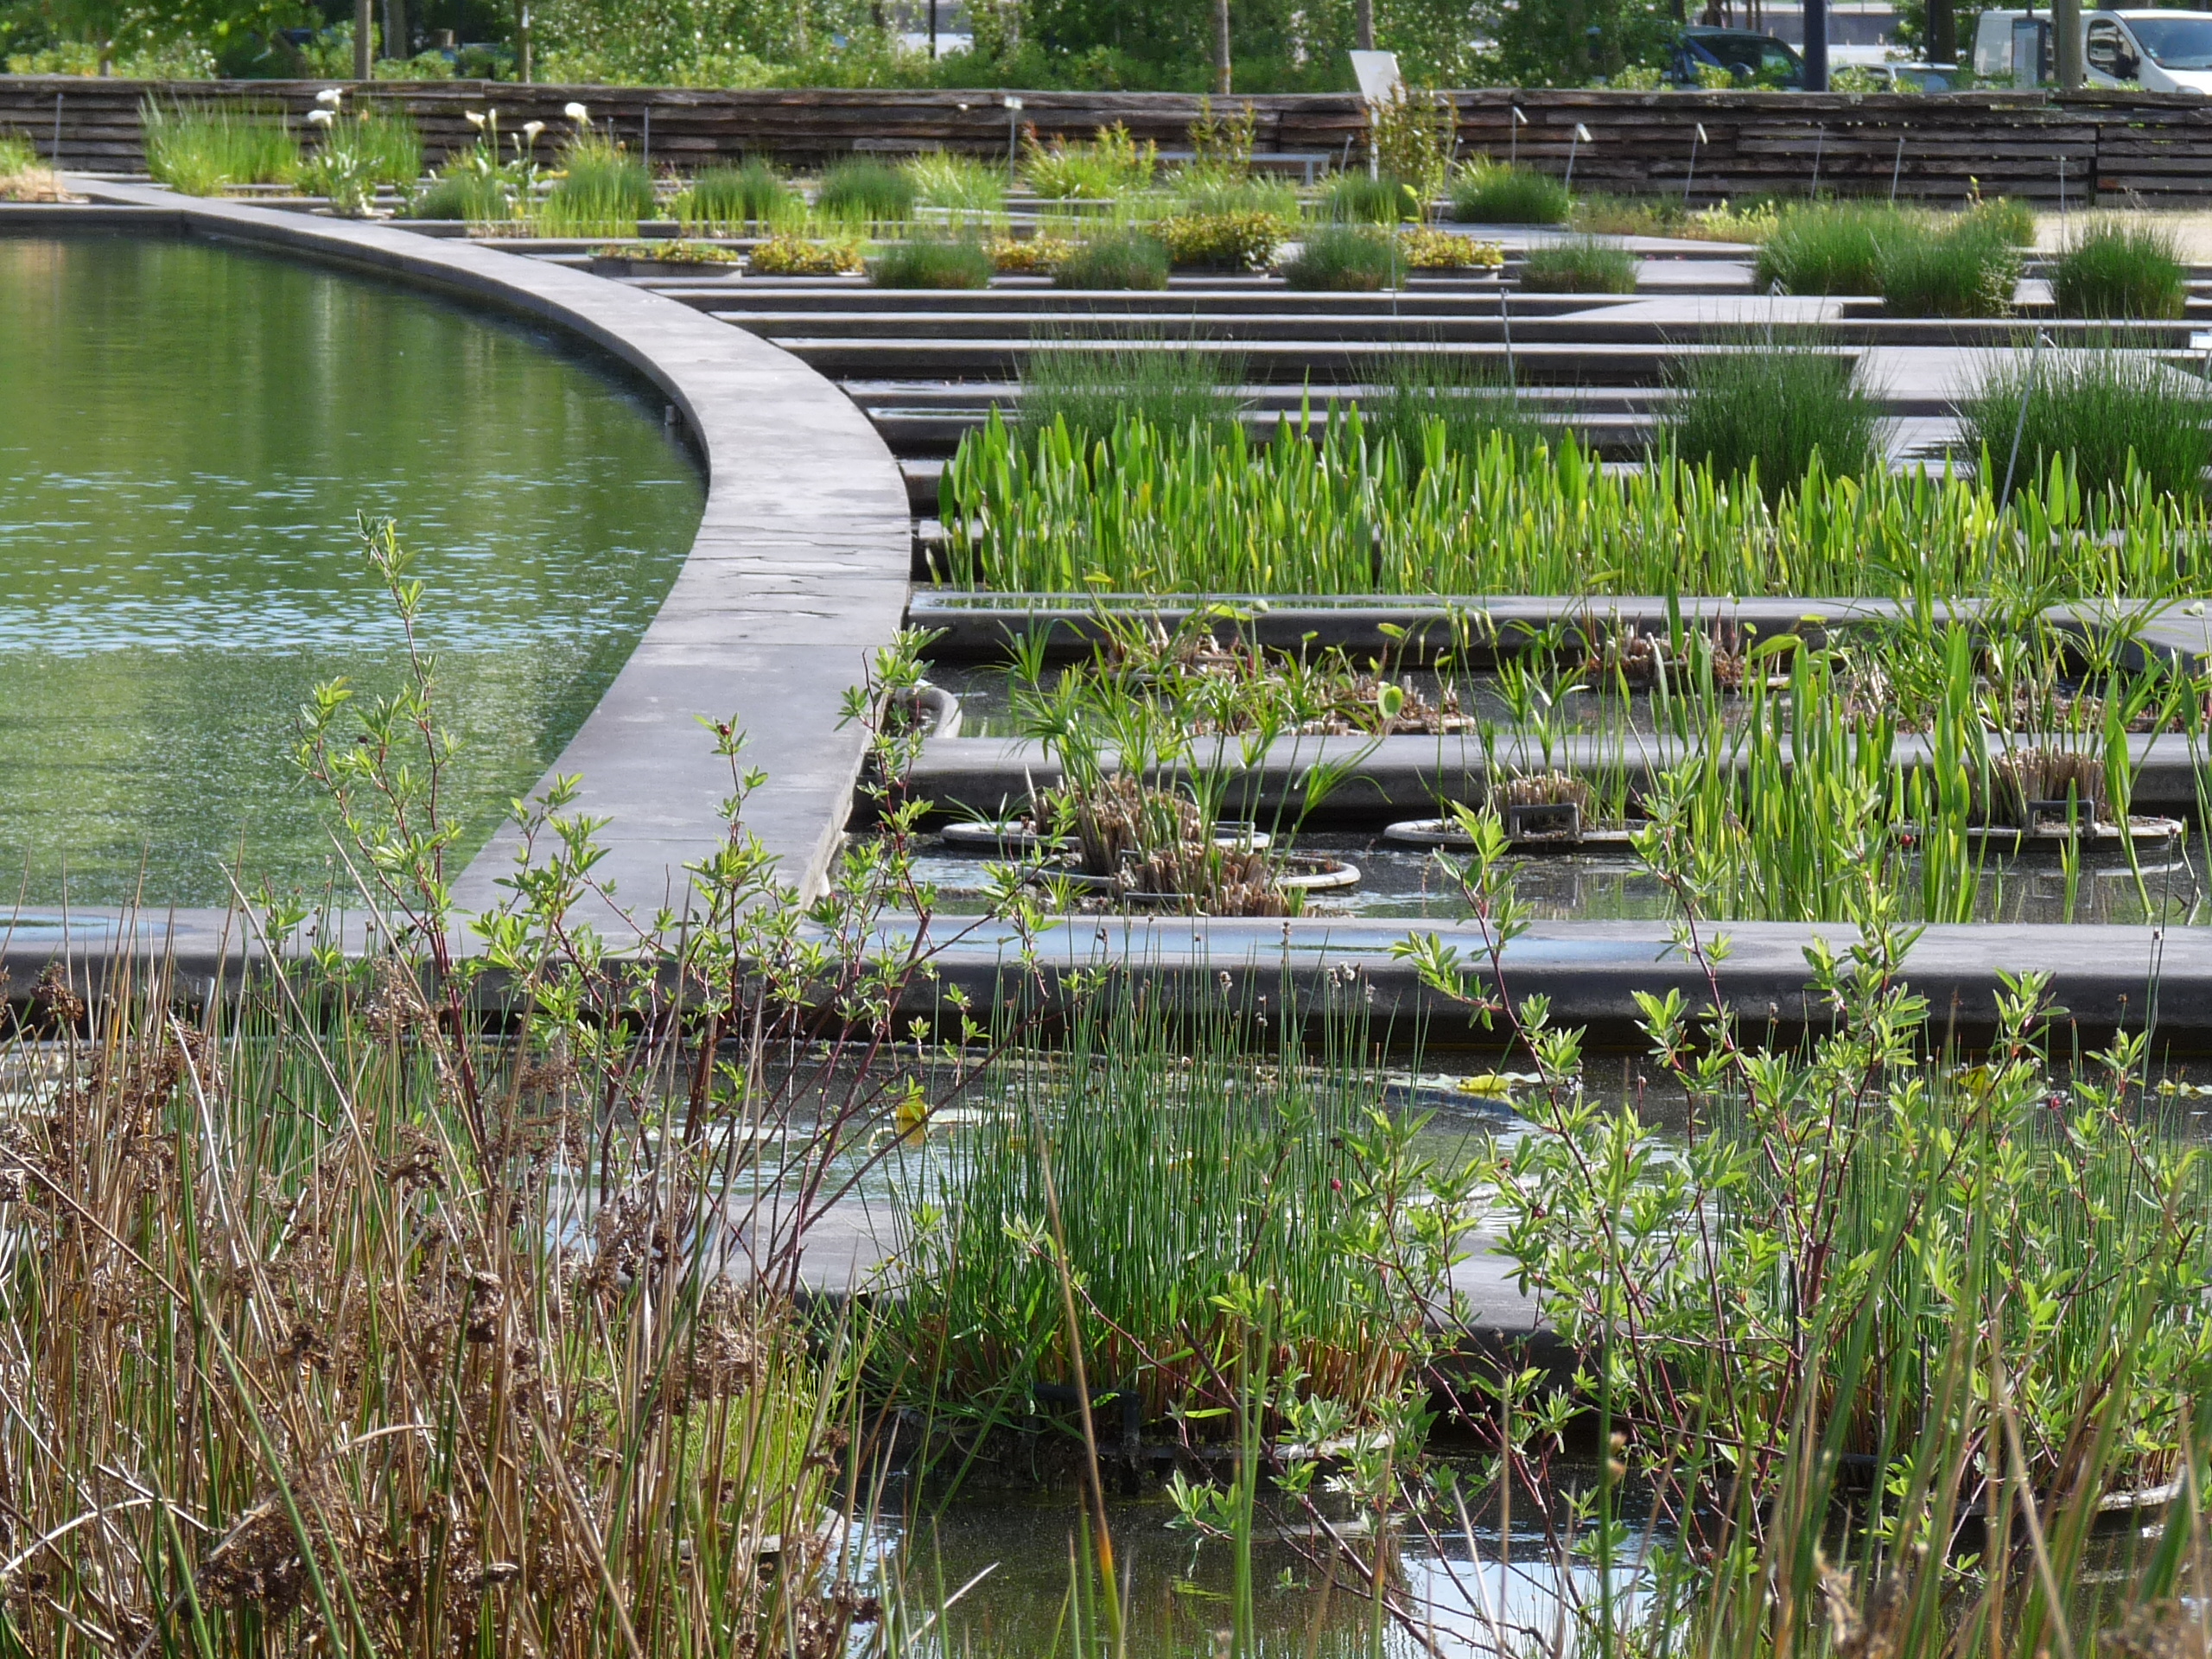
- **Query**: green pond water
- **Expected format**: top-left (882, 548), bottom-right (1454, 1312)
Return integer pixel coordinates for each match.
top-left (0, 233), bottom-right (702, 906)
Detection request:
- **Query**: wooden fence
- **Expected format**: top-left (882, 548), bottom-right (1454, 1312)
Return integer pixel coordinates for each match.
top-left (4, 77), bottom-right (2210, 203)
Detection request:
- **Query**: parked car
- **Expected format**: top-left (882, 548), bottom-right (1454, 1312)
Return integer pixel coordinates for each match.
top-left (1668, 26), bottom-right (1806, 87)
top-left (1974, 8), bottom-right (2212, 91)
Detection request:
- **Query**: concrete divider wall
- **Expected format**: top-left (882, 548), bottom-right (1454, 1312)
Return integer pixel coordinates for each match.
top-left (11, 77), bottom-right (2212, 202)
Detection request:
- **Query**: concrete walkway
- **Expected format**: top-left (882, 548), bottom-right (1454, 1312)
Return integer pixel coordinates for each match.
top-left (53, 182), bottom-right (911, 921)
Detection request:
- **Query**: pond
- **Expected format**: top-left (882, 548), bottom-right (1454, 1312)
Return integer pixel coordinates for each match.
top-left (0, 233), bottom-right (703, 906)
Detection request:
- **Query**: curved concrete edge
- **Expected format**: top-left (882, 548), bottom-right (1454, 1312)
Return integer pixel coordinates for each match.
top-left (57, 178), bottom-right (912, 925)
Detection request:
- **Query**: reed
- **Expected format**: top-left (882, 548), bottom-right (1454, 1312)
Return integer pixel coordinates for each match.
top-left (1051, 227), bottom-right (1169, 290)
top-left (142, 99), bottom-right (297, 195)
top-left (1010, 339), bottom-right (1243, 454)
top-left (1755, 200), bottom-right (1898, 294)
top-left (2051, 215), bottom-right (2190, 320)
top-left (537, 130), bottom-right (657, 237)
top-left (1665, 334), bottom-right (1885, 487)
top-left (902, 149), bottom-right (1006, 213)
top-left (868, 236), bottom-right (995, 289)
top-left (406, 167), bottom-right (513, 222)
top-left (1369, 350), bottom-right (1541, 461)
top-left (1448, 158), bottom-right (1571, 225)
top-left (1281, 224), bottom-right (1400, 291)
top-left (674, 158), bottom-right (791, 230)
top-left (1518, 235), bottom-right (1638, 294)
top-left (1881, 218), bottom-right (2019, 316)
top-left (1319, 169), bottom-right (1421, 224)
top-left (813, 156), bottom-right (916, 226)
top-left (1961, 344), bottom-right (2212, 499)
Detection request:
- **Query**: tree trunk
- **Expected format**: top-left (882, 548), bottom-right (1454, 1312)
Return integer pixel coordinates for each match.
top-left (1927, 0), bottom-right (1956, 64)
top-left (1214, 0), bottom-right (1232, 93)
top-left (517, 0), bottom-right (533, 82)
top-left (2053, 0), bottom-right (2082, 87)
top-left (383, 0), bottom-right (406, 60)
top-left (353, 0), bottom-right (372, 78)
top-left (1355, 0), bottom-right (1374, 50)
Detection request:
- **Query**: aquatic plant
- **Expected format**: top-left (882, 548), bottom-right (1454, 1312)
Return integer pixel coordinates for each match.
top-left (1320, 169), bottom-right (1421, 224)
top-left (1369, 351), bottom-right (1540, 461)
top-left (2051, 215), bottom-right (2190, 319)
top-left (1050, 226), bottom-right (1170, 289)
top-left (1961, 344), bottom-right (2212, 499)
top-left (1012, 337), bottom-right (1243, 454)
top-left (538, 129), bottom-right (657, 237)
top-left (1882, 217), bottom-right (2018, 316)
top-left (0, 132), bottom-right (69, 201)
top-left (812, 156), bottom-right (916, 225)
top-left (1448, 157), bottom-right (1571, 225)
top-left (868, 235), bottom-right (995, 289)
top-left (1665, 334), bottom-right (1885, 487)
top-left (902, 148), bottom-right (1006, 213)
top-left (1020, 121), bottom-right (1157, 199)
top-left (142, 99), bottom-right (297, 195)
top-left (1281, 224), bottom-right (1400, 291)
top-left (1755, 200), bottom-right (1898, 294)
top-left (675, 158), bottom-right (792, 229)
top-left (1518, 235), bottom-right (1638, 294)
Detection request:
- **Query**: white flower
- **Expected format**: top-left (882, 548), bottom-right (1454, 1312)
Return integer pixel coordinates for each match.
top-left (563, 101), bottom-right (588, 122)
top-left (315, 87), bottom-right (344, 107)
top-left (464, 110), bottom-right (486, 129)
top-left (307, 108), bottom-right (335, 125)
top-left (522, 120), bottom-right (545, 143)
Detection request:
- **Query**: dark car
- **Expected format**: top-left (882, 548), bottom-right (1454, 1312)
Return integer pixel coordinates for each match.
top-left (1669, 27), bottom-right (1807, 86)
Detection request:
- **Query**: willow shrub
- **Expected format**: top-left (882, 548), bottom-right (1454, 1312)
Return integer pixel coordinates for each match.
top-left (944, 406), bottom-right (2212, 599)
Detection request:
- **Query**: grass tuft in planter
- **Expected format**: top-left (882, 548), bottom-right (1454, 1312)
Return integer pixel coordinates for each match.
top-left (1319, 170), bottom-right (1421, 224)
top-left (2051, 216), bottom-right (2189, 320)
top-left (868, 235), bottom-right (995, 289)
top-left (1281, 225), bottom-right (1400, 291)
top-left (901, 149), bottom-right (1006, 213)
top-left (1755, 202), bottom-right (1897, 295)
top-left (1370, 352), bottom-right (1540, 460)
top-left (407, 166), bottom-right (513, 222)
top-left (1014, 337), bottom-right (1243, 452)
top-left (1961, 344), bottom-right (2212, 499)
top-left (813, 156), bottom-right (917, 225)
top-left (1448, 158), bottom-right (1570, 225)
top-left (1052, 227), bottom-right (1170, 290)
top-left (1880, 219), bottom-right (2018, 317)
top-left (142, 99), bottom-right (297, 195)
top-left (1666, 335), bottom-right (1884, 491)
top-left (676, 159), bottom-right (791, 229)
top-left (538, 131), bottom-right (656, 236)
top-left (1518, 236), bottom-right (1637, 294)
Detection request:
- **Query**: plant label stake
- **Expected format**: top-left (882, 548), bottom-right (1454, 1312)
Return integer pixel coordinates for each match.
top-left (641, 105), bottom-right (650, 170)
top-left (1565, 123), bottom-right (1592, 192)
top-left (1889, 132), bottom-right (1904, 202)
top-left (2057, 153), bottom-right (2067, 226)
top-left (1003, 95), bottom-right (1023, 172)
top-left (1685, 121), bottom-right (1707, 204)
top-left (2000, 329), bottom-right (2051, 502)
top-left (1499, 281), bottom-right (1516, 388)
top-left (1510, 104), bottom-right (1527, 168)
top-left (1809, 123), bottom-right (1825, 196)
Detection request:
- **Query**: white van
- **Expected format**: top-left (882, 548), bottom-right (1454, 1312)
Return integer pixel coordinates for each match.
top-left (1973, 9), bottom-right (2212, 92)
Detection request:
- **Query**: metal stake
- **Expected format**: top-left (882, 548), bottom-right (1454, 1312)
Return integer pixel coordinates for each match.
top-left (1510, 104), bottom-right (1526, 168)
top-left (1889, 132), bottom-right (1904, 202)
top-left (1685, 121), bottom-right (1707, 204)
top-left (52, 92), bottom-right (61, 168)
top-left (1564, 122), bottom-right (1591, 192)
top-left (642, 105), bottom-right (651, 169)
top-left (1810, 123), bottom-right (1825, 196)
top-left (2000, 329), bottom-right (2051, 502)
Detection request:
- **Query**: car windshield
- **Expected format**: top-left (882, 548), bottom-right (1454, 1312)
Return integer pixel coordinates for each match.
top-left (2125, 16), bottom-right (2212, 67)
top-left (1696, 34), bottom-right (1799, 73)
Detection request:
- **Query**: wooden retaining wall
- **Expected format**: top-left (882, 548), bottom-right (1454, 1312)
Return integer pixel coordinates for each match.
top-left (5, 77), bottom-right (2210, 203)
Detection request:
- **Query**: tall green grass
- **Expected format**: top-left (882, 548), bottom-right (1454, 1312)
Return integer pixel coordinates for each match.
top-left (945, 405), bottom-right (2212, 597)
top-left (675, 158), bottom-right (791, 229)
top-left (1759, 203), bottom-right (2021, 314)
top-left (1882, 217), bottom-right (2019, 316)
top-left (814, 156), bottom-right (916, 225)
top-left (1961, 345), bottom-right (2212, 499)
top-left (902, 149), bottom-right (1006, 213)
top-left (1281, 224), bottom-right (1400, 290)
top-left (1666, 334), bottom-right (1885, 487)
top-left (1319, 169), bottom-right (1420, 224)
top-left (1519, 235), bottom-right (1638, 294)
top-left (1755, 201), bottom-right (1895, 294)
top-left (1051, 226), bottom-right (1169, 290)
top-left (2052, 215), bottom-right (2190, 319)
top-left (1369, 351), bottom-right (1540, 461)
top-left (1449, 158), bottom-right (1571, 224)
top-left (1012, 338), bottom-right (1244, 453)
top-left (142, 99), bottom-right (297, 195)
top-left (537, 130), bottom-right (656, 236)
top-left (868, 235), bottom-right (995, 289)
top-left (407, 166), bottom-right (513, 222)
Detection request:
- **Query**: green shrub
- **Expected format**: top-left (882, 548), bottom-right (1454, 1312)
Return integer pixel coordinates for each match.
top-left (1155, 210), bottom-right (1294, 270)
top-left (1020, 123), bottom-right (1157, 199)
top-left (407, 168), bottom-right (513, 222)
top-left (1282, 225), bottom-right (1399, 291)
top-left (677, 160), bottom-right (791, 229)
top-left (1320, 170), bottom-right (1421, 224)
top-left (1017, 337), bottom-right (1243, 452)
top-left (1448, 159), bottom-right (1570, 225)
top-left (1518, 236), bottom-right (1638, 294)
top-left (2050, 217), bottom-right (2189, 320)
top-left (814, 157), bottom-right (916, 224)
top-left (142, 100), bottom-right (296, 195)
top-left (1755, 203), bottom-right (1900, 295)
top-left (902, 149), bottom-right (1005, 213)
top-left (1667, 338), bottom-right (1884, 491)
top-left (868, 237), bottom-right (995, 289)
top-left (539, 132), bottom-right (657, 236)
top-left (1370, 353), bottom-right (1541, 461)
top-left (748, 233), bottom-right (863, 276)
top-left (1052, 228), bottom-right (1170, 290)
top-left (1880, 221), bottom-right (2018, 317)
top-left (1961, 346), bottom-right (2212, 498)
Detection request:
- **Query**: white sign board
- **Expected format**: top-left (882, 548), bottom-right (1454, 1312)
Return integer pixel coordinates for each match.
top-left (1349, 49), bottom-right (1402, 105)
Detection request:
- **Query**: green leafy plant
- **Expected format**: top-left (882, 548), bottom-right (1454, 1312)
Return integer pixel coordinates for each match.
top-left (747, 232), bottom-right (863, 275)
top-left (1187, 94), bottom-right (1257, 177)
top-left (1519, 234), bottom-right (1638, 293)
top-left (1154, 208), bottom-right (1294, 270)
top-left (1449, 157), bottom-right (1571, 225)
top-left (1020, 121), bottom-right (1158, 198)
top-left (1366, 82), bottom-right (1455, 204)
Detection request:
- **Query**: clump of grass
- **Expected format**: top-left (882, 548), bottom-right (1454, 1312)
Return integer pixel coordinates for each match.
top-left (1369, 352), bottom-right (1541, 461)
top-left (1282, 224), bottom-right (1399, 291)
top-left (1015, 337), bottom-right (1243, 452)
top-left (342, 106), bottom-right (423, 184)
top-left (1020, 122), bottom-right (1157, 198)
top-left (1320, 169), bottom-right (1421, 224)
top-left (2051, 216), bottom-right (2189, 320)
top-left (1519, 235), bottom-right (1638, 294)
top-left (868, 235), bottom-right (995, 289)
top-left (1962, 192), bottom-right (2038, 245)
top-left (1052, 226), bottom-right (1169, 289)
top-left (1881, 219), bottom-right (2018, 316)
top-left (142, 99), bottom-right (297, 195)
top-left (407, 166), bottom-right (513, 222)
top-left (0, 131), bottom-right (69, 200)
top-left (902, 149), bottom-right (1005, 213)
top-left (813, 156), bottom-right (916, 225)
top-left (1756, 201), bottom-right (1900, 295)
top-left (1177, 174), bottom-right (1300, 220)
top-left (1668, 336), bottom-right (1885, 489)
top-left (1961, 345), bottom-right (2212, 498)
top-left (1449, 158), bottom-right (1570, 225)
top-left (538, 130), bottom-right (656, 236)
top-left (676, 158), bottom-right (791, 229)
